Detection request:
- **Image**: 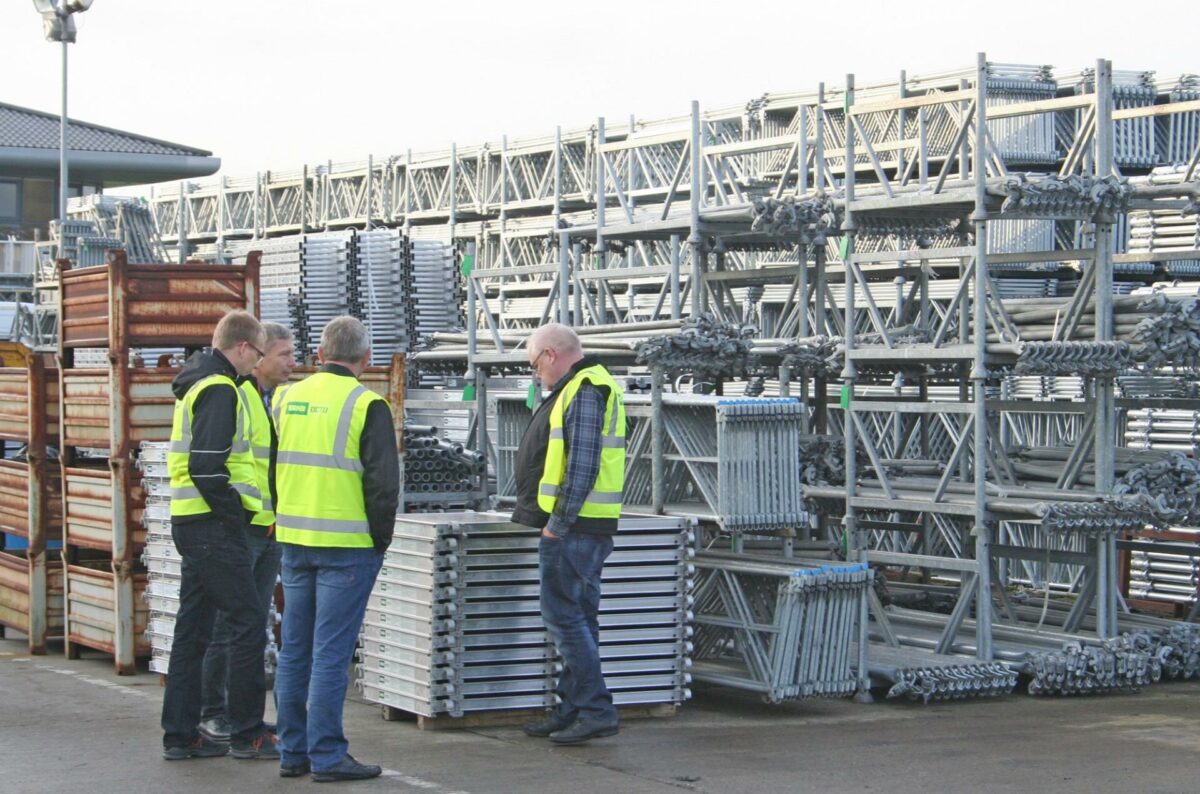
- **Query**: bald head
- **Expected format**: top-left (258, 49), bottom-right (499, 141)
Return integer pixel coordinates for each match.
top-left (530, 323), bottom-right (581, 357)
top-left (528, 323), bottom-right (583, 385)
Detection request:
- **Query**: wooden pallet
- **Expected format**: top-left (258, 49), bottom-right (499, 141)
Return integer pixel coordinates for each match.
top-left (382, 702), bottom-right (677, 731)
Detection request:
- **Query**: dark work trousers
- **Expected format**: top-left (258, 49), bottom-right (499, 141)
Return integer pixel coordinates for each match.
top-left (200, 531), bottom-right (281, 721)
top-left (161, 518), bottom-right (267, 747)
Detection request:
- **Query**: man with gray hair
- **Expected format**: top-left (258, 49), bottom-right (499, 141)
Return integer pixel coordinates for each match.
top-left (198, 322), bottom-right (296, 746)
top-left (513, 322), bottom-right (626, 745)
top-left (272, 315), bottom-right (399, 782)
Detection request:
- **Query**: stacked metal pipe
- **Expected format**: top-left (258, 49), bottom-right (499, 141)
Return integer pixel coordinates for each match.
top-left (402, 423), bottom-right (484, 512)
top-left (355, 513), bottom-right (694, 718)
top-left (691, 551), bottom-right (871, 702)
top-left (137, 441), bottom-right (280, 677)
top-left (1129, 537), bottom-right (1200, 605)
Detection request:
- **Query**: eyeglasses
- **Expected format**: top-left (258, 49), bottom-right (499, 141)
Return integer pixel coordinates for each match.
top-left (246, 341), bottom-right (266, 361)
top-left (529, 348), bottom-right (551, 371)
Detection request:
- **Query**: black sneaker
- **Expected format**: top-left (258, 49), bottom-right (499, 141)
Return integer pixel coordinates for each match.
top-left (230, 732), bottom-right (281, 760)
top-left (280, 759), bottom-right (311, 778)
top-left (549, 718), bottom-right (619, 745)
top-left (198, 716), bottom-right (232, 743)
top-left (311, 754), bottom-right (382, 783)
top-left (522, 712), bottom-right (576, 738)
top-left (163, 734), bottom-right (230, 761)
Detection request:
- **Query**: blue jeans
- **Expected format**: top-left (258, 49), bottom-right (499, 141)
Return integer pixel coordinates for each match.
top-left (161, 519), bottom-right (268, 747)
top-left (275, 544), bottom-right (382, 772)
top-left (200, 530), bottom-right (282, 720)
top-left (540, 532), bottom-right (617, 725)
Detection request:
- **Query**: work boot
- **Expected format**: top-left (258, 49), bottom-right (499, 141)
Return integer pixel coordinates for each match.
top-left (198, 716), bottom-right (232, 743)
top-left (163, 734), bottom-right (230, 761)
top-left (522, 712), bottom-right (575, 737)
top-left (549, 717), bottom-right (619, 745)
top-left (231, 731), bottom-right (280, 760)
top-left (311, 754), bottom-right (382, 783)
top-left (280, 758), bottom-right (312, 778)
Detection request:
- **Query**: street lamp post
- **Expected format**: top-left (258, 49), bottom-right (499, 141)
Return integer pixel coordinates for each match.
top-left (33, 0), bottom-right (94, 259)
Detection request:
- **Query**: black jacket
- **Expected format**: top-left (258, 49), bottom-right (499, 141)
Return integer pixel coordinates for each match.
top-left (171, 348), bottom-right (252, 532)
top-left (318, 364), bottom-right (400, 552)
top-left (510, 355), bottom-right (617, 536)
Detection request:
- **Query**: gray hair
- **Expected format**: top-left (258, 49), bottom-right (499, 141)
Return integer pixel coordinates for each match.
top-left (320, 315), bottom-right (370, 362)
top-left (529, 322), bottom-right (582, 356)
top-left (262, 321), bottom-right (293, 345)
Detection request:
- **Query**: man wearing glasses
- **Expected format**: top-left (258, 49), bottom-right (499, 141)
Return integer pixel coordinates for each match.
top-left (513, 323), bottom-right (626, 745)
top-left (162, 310), bottom-right (279, 761)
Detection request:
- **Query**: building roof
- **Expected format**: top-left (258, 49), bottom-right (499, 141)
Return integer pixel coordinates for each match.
top-left (0, 102), bottom-right (220, 187)
top-left (0, 102), bottom-right (211, 157)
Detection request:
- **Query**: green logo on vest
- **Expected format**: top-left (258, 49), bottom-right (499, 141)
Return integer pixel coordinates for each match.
top-left (286, 402), bottom-right (309, 415)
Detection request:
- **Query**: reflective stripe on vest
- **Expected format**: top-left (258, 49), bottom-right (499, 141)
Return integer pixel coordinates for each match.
top-left (536, 364), bottom-right (626, 519)
top-left (240, 380), bottom-right (276, 526)
top-left (168, 373), bottom-right (263, 518)
top-left (274, 372), bottom-right (385, 548)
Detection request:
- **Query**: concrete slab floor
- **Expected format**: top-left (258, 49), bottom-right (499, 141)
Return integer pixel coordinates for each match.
top-left (1, 636), bottom-right (1198, 794)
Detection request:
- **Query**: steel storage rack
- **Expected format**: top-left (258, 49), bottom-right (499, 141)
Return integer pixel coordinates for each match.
top-left (143, 52), bottom-right (1200, 703)
top-left (57, 249), bottom-right (259, 674)
top-left (0, 343), bottom-right (63, 654)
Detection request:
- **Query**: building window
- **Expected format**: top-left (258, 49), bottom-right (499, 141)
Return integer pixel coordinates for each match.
top-left (0, 181), bottom-right (19, 222)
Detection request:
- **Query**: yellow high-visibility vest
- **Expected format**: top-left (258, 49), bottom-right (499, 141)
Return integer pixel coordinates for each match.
top-left (272, 372), bottom-right (386, 548)
top-left (168, 374), bottom-right (262, 518)
top-left (240, 380), bottom-right (275, 527)
top-left (536, 364), bottom-right (626, 519)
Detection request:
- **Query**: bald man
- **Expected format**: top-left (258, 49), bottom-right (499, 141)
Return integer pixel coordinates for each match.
top-left (513, 323), bottom-right (626, 745)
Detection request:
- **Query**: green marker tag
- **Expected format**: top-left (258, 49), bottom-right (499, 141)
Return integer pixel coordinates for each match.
top-left (839, 384), bottom-right (851, 409)
top-left (462, 383), bottom-right (476, 402)
top-left (838, 236), bottom-right (849, 260)
top-left (526, 382), bottom-right (538, 410)
top-left (460, 254), bottom-right (474, 277)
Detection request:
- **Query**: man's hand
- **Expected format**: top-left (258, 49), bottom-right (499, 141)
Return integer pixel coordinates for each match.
top-left (541, 527), bottom-right (561, 540)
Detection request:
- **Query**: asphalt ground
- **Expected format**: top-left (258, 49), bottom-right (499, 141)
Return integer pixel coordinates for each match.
top-left (1, 635), bottom-right (1198, 794)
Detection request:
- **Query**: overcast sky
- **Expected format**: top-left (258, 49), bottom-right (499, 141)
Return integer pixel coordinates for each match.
top-left (3, 0), bottom-right (1194, 188)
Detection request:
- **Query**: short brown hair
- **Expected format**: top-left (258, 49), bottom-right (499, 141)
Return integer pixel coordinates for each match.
top-left (212, 310), bottom-right (265, 350)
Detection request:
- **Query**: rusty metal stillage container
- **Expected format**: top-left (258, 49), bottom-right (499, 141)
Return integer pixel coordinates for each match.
top-left (0, 343), bottom-right (63, 654)
top-left (57, 250), bottom-right (259, 674)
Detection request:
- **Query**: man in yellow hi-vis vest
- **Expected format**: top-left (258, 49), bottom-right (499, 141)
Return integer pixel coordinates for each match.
top-left (161, 310), bottom-right (280, 762)
top-left (198, 322), bottom-right (295, 744)
top-left (273, 316), bottom-right (399, 783)
top-left (512, 323), bottom-right (626, 745)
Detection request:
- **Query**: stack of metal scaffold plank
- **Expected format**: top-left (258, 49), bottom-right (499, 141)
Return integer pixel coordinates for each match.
top-left (352, 230), bottom-right (408, 365)
top-left (229, 237), bottom-right (306, 359)
top-left (408, 240), bottom-right (462, 347)
top-left (356, 512), bottom-right (694, 718)
top-left (138, 441), bottom-right (280, 677)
